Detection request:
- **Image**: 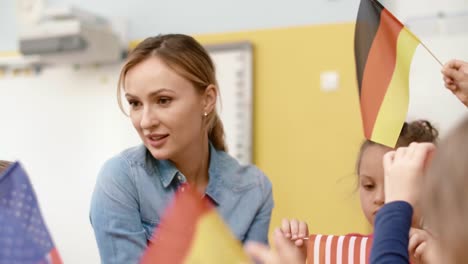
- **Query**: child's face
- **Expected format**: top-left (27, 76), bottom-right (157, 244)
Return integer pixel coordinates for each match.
top-left (358, 144), bottom-right (391, 225)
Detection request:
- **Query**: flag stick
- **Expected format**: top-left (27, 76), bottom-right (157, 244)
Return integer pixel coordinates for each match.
top-left (419, 40), bottom-right (444, 67)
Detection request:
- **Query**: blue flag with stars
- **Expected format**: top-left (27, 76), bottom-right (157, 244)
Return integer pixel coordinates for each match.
top-left (0, 162), bottom-right (62, 264)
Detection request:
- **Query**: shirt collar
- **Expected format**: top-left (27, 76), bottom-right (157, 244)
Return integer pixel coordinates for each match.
top-left (157, 159), bottom-right (179, 188)
top-left (155, 142), bottom-right (224, 205)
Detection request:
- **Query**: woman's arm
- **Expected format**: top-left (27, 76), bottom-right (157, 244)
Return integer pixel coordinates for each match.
top-left (243, 173), bottom-right (274, 244)
top-left (90, 156), bottom-right (147, 264)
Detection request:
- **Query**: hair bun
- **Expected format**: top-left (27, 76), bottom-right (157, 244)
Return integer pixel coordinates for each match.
top-left (397, 120), bottom-right (439, 147)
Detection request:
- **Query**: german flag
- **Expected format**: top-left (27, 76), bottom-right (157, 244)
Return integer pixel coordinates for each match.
top-left (139, 185), bottom-right (249, 264)
top-left (307, 234), bottom-right (372, 264)
top-left (355, 0), bottom-right (421, 147)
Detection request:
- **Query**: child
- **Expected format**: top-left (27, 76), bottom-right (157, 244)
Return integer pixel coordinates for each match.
top-left (246, 61), bottom-right (468, 264)
top-left (372, 115), bottom-right (468, 263)
top-left (247, 120), bottom-right (439, 264)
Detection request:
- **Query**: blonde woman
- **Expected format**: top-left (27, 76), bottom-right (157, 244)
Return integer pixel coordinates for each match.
top-left (90, 34), bottom-right (273, 264)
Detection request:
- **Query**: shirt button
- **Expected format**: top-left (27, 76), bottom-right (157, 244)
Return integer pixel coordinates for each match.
top-left (181, 187), bottom-right (185, 192)
top-left (177, 175), bottom-right (183, 181)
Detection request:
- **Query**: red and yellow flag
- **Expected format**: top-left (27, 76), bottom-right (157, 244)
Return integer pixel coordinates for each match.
top-left (307, 234), bottom-right (373, 264)
top-left (140, 186), bottom-right (249, 264)
top-left (354, 0), bottom-right (421, 147)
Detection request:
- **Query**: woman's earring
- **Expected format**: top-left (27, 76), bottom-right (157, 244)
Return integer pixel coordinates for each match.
top-left (204, 112), bottom-right (208, 117)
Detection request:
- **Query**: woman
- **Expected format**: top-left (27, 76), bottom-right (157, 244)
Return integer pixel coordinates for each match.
top-left (90, 34), bottom-right (273, 264)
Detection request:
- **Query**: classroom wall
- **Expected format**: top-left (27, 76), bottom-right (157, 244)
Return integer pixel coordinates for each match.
top-left (196, 23), bottom-right (370, 237)
top-left (0, 1), bottom-right (374, 263)
top-left (0, 0), bottom-right (361, 52)
top-left (0, 65), bottom-right (138, 263)
top-left (382, 0), bottom-right (468, 21)
top-left (0, 22), bottom-right (369, 263)
top-left (195, 16), bottom-right (468, 241)
top-left (1, 0), bottom-right (467, 263)
top-left (1, 22), bottom-right (467, 263)
top-left (45, 0), bottom-right (360, 39)
top-left (385, 0), bottom-right (468, 131)
top-left (0, 0), bottom-right (17, 54)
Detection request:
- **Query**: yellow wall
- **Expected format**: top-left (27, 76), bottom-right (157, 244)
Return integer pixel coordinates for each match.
top-left (134, 23), bottom-right (371, 236)
top-left (196, 23), bottom-right (370, 236)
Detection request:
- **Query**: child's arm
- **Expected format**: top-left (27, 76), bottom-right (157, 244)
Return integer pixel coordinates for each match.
top-left (371, 143), bottom-right (435, 264)
top-left (371, 201), bottom-right (413, 264)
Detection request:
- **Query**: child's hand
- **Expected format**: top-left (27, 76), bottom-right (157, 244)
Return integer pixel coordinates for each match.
top-left (408, 227), bottom-right (435, 264)
top-left (383, 143), bottom-right (436, 207)
top-left (279, 218), bottom-right (309, 261)
top-left (280, 218), bottom-right (309, 247)
top-left (442, 59), bottom-right (468, 107)
top-left (245, 228), bottom-right (306, 264)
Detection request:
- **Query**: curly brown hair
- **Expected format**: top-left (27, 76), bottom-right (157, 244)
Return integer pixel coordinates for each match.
top-left (356, 120), bottom-right (439, 175)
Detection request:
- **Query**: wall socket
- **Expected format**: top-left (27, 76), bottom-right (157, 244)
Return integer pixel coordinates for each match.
top-left (320, 71), bottom-right (340, 92)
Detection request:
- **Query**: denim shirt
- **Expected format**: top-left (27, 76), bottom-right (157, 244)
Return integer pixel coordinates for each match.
top-left (90, 143), bottom-right (273, 264)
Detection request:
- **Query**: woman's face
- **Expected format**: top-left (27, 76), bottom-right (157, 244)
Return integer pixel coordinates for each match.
top-left (124, 56), bottom-right (209, 161)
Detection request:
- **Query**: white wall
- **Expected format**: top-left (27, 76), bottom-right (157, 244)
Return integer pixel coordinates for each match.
top-left (45, 0), bottom-right (361, 39)
top-left (1, 0), bottom-right (361, 52)
top-left (0, 0), bottom-right (17, 52)
top-left (383, 0), bottom-right (468, 134)
top-left (382, 0), bottom-right (468, 22)
top-left (0, 45), bottom-right (254, 263)
top-left (408, 35), bottom-right (468, 134)
top-left (0, 65), bottom-right (140, 263)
